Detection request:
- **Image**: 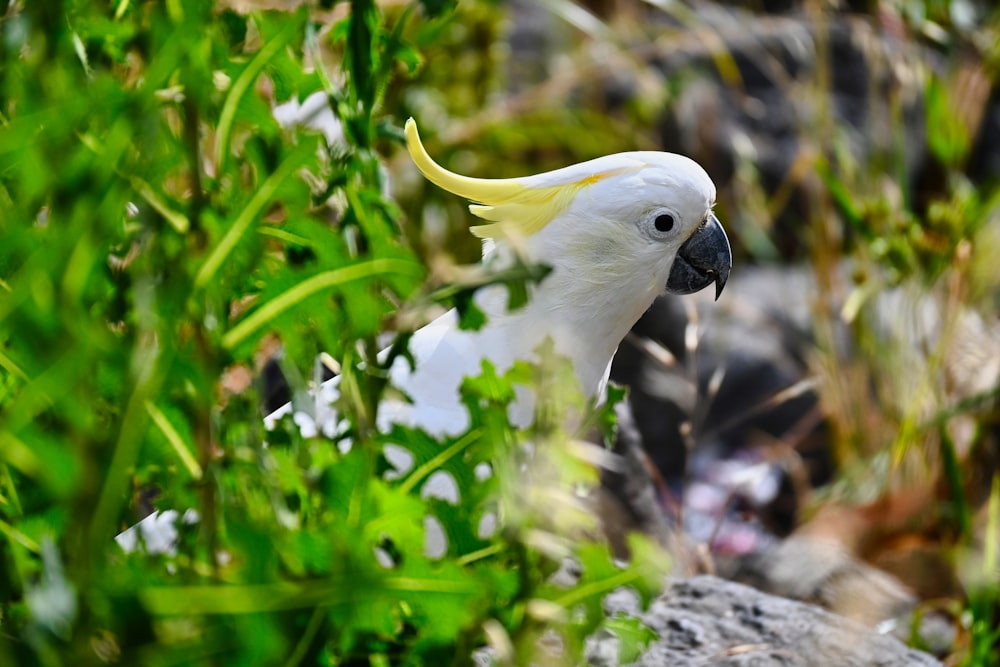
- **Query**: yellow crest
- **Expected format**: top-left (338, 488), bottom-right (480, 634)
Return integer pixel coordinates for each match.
top-left (405, 119), bottom-right (618, 239)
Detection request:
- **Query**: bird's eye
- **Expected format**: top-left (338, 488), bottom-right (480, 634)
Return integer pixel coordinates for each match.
top-left (654, 214), bottom-right (675, 233)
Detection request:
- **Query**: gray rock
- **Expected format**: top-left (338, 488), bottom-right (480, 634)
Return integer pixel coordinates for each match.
top-left (589, 575), bottom-right (941, 667)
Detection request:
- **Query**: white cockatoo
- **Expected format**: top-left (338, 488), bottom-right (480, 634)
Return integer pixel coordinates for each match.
top-left (118, 118), bottom-right (731, 553)
top-left (267, 119), bottom-right (731, 439)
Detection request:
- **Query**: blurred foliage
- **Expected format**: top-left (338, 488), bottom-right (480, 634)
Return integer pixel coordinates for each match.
top-left (0, 1), bottom-right (664, 665)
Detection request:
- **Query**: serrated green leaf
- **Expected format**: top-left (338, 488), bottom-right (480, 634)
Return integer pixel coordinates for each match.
top-left (602, 615), bottom-right (657, 663)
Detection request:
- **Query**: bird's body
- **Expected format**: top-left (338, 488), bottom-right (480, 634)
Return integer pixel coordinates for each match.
top-left (267, 121), bottom-right (731, 439)
top-left (122, 119), bottom-right (732, 553)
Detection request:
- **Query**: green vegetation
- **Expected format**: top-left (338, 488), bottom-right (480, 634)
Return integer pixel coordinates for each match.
top-left (0, 2), bottom-right (663, 664)
top-left (2, 0), bottom-right (999, 665)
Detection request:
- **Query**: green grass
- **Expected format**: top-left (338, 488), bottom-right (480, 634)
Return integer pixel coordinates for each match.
top-left (0, 2), bottom-right (665, 665)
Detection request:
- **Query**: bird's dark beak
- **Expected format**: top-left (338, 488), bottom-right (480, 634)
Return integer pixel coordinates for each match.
top-left (665, 213), bottom-right (732, 300)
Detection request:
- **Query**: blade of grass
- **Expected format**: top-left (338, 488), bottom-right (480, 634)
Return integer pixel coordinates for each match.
top-left (90, 344), bottom-right (168, 565)
top-left (129, 175), bottom-right (190, 234)
top-left (140, 575), bottom-right (478, 615)
top-left (214, 19), bottom-right (299, 170)
top-left (456, 543), bottom-right (504, 566)
top-left (146, 401), bottom-right (203, 480)
top-left (78, 131), bottom-right (190, 234)
top-left (0, 518), bottom-right (40, 554)
top-left (985, 474), bottom-right (999, 578)
top-left (0, 349), bottom-right (27, 381)
top-left (195, 141), bottom-right (313, 290)
top-left (283, 606), bottom-right (325, 667)
top-left (550, 569), bottom-right (642, 608)
top-left (0, 463), bottom-right (23, 517)
top-left (257, 226), bottom-right (315, 247)
top-left (398, 428), bottom-right (481, 495)
top-left (221, 258), bottom-right (423, 350)
top-left (0, 433), bottom-right (41, 479)
top-left (939, 425), bottom-right (972, 541)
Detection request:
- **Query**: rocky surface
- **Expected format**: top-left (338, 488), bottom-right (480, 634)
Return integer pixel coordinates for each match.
top-left (587, 575), bottom-right (941, 667)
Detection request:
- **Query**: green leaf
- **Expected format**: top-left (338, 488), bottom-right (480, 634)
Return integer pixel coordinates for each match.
top-left (347, 0), bottom-right (379, 122)
top-left (602, 615), bottom-right (657, 664)
top-left (222, 258), bottom-right (424, 351)
top-left (145, 400), bottom-right (202, 480)
top-left (215, 15), bottom-right (302, 169)
top-left (926, 77), bottom-right (970, 168)
top-left (196, 140), bottom-right (317, 290)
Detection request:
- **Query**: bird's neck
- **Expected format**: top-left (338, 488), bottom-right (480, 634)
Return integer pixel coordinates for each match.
top-left (475, 247), bottom-right (660, 400)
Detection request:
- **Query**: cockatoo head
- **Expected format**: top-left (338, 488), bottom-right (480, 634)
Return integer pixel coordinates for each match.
top-left (405, 119), bottom-right (731, 304)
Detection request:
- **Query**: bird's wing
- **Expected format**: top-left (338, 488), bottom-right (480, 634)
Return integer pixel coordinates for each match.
top-left (260, 308), bottom-right (483, 439)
